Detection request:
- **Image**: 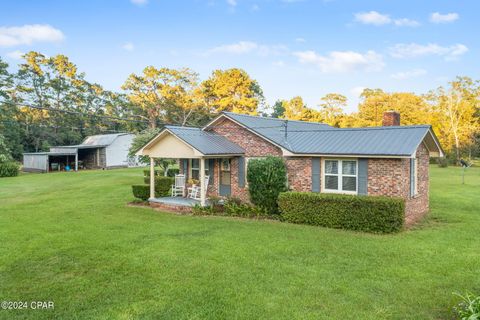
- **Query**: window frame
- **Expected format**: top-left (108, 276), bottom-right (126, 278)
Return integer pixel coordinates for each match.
top-left (189, 159), bottom-right (210, 181)
top-left (322, 158), bottom-right (358, 195)
top-left (413, 158), bottom-right (418, 196)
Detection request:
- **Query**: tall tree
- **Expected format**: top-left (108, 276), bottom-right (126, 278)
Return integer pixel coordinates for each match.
top-left (201, 68), bottom-right (263, 115)
top-left (356, 89), bottom-right (431, 126)
top-left (122, 67), bottom-right (200, 128)
top-left (318, 93), bottom-right (347, 127)
top-left (427, 77), bottom-right (480, 161)
top-left (0, 57), bottom-right (23, 160)
top-left (270, 99), bottom-right (286, 118)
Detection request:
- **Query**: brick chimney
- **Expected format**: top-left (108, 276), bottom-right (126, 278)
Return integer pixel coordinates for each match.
top-left (382, 111), bottom-right (400, 126)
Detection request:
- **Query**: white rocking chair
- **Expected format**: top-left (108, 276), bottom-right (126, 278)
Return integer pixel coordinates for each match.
top-left (171, 174), bottom-right (186, 197)
top-left (188, 175), bottom-right (210, 201)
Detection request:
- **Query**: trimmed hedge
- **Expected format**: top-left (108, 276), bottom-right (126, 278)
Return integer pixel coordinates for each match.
top-left (154, 176), bottom-right (174, 197)
top-left (132, 185), bottom-right (150, 201)
top-left (0, 162), bottom-right (20, 177)
top-left (247, 156), bottom-right (288, 214)
top-left (138, 176), bottom-right (174, 197)
top-left (278, 192), bottom-right (405, 233)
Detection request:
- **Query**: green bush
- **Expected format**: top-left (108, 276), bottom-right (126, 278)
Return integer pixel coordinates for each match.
top-left (454, 292), bottom-right (480, 320)
top-left (0, 161), bottom-right (20, 177)
top-left (167, 168), bottom-right (180, 177)
top-left (142, 176), bottom-right (174, 196)
top-left (132, 185), bottom-right (150, 201)
top-left (278, 192), bottom-right (405, 233)
top-left (143, 169), bottom-right (163, 177)
top-left (247, 156), bottom-right (288, 214)
top-left (155, 176), bottom-right (174, 197)
top-left (436, 157), bottom-right (449, 168)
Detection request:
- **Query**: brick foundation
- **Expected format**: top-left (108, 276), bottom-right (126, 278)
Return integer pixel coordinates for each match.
top-left (150, 201), bottom-right (193, 213)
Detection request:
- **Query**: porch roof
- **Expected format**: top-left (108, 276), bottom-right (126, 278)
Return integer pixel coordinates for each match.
top-left (138, 125), bottom-right (245, 157)
top-left (166, 126), bottom-right (244, 155)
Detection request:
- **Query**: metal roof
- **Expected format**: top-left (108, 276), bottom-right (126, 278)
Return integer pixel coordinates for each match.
top-left (218, 112), bottom-right (438, 157)
top-left (166, 126), bottom-right (245, 155)
top-left (81, 133), bottom-right (129, 146)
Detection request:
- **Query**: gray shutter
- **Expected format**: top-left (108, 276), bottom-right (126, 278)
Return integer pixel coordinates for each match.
top-left (238, 157), bottom-right (245, 188)
top-left (182, 159), bottom-right (188, 177)
top-left (208, 159), bottom-right (215, 185)
top-left (358, 158), bottom-right (368, 195)
top-left (312, 158), bottom-right (320, 192)
top-left (410, 158), bottom-right (415, 197)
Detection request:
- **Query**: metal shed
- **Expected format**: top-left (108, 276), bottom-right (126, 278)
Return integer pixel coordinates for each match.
top-left (22, 133), bottom-right (140, 173)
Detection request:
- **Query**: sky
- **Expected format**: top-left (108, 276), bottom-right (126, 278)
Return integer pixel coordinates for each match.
top-left (0, 0), bottom-right (478, 113)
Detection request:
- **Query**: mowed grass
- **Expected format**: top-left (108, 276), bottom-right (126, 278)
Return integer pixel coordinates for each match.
top-left (0, 166), bottom-right (479, 320)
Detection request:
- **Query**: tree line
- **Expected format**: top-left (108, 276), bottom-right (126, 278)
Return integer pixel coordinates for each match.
top-left (0, 51), bottom-right (479, 164)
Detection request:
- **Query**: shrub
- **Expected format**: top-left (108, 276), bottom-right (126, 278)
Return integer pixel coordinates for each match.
top-left (143, 169), bottom-right (163, 177)
top-left (191, 204), bottom-right (216, 215)
top-left (142, 176), bottom-right (174, 196)
top-left (132, 185), bottom-right (150, 201)
top-left (155, 176), bottom-right (174, 197)
top-left (0, 161), bottom-right (20, 177)
top-left (167, 168), bottom-right (180, 177)
top-left (224, 200), bottom-right (268, 218)
top-left (454, 292), bottom-right (480, 320)
top-left (436, 157), bottom-right (449, 168)
top-left (278, 192), bottom-right (405, 233)
top-left (247, 156), bottom-right (287, 214)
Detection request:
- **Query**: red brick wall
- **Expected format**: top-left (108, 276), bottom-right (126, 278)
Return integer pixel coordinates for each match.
top-left (208, 117), bottom-right (283, 157)
top-left (404, 143), bottom-right (429, 225)
top-left (367, 143), bottom-right (430, 225)
top-left (367, 158), bottom-right (409, 198)
top-left (285, 157), bottom-right (313, 192)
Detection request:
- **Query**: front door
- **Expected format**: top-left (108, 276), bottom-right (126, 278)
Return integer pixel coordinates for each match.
top-left (219, 158), bottom-right (231, 196)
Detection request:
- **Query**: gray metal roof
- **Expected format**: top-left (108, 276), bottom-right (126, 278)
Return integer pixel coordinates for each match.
top-left (219, 112), bottom-right (436, 157)
top-left (81, 133), bottom-right (129, 146)
top-left (166, 126), bottom-right (244, 155)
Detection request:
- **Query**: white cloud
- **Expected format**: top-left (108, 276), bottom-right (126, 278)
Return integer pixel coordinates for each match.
top-left (351, 86), bottom-right (366, 97)
top-left (390, 69), bottom-right (427, 80)
top-left (122, 42), bottom-right (135, 51)
top-left (394, 18), bottom-right (420, 27)
top-left (227, 0), bottom-right (237, 7)
top-left (295, 37), bottom-right (306, 43)
top-left (355, 11), bottom-right (391, 25)
top-left (293, 50), bottom-right (384, 73)
top-left (206, 41), bottom-right (287, 56)
top-left (354, 11), bottom-right (419, 27)
top-left (130, 0), bottom-right (148, 5)
top-left (251, 4), bottom-right (259, 11)
top-left (389, 43), bottom-right (468, 60)
top-left (6, 50), bottom-right (24, 60)
top-left (430, 12), bottom-right (459, 24)
top-left (0, 24), bottom-right (64, 47)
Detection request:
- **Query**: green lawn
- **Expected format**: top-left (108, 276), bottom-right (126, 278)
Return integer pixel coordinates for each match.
top-left (0, 166), bottom-right (479, 319)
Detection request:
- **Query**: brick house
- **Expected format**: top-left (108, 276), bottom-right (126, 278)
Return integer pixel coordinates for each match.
top-left (137, 111), bottom-right (443, 224)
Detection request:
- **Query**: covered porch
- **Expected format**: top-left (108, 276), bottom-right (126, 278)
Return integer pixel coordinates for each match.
top-left (136, 125), bottom-right (245, 207)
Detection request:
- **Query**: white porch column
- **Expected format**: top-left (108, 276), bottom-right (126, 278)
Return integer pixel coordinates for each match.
top-left (150, 157), bottom-right (155, 199)
top-left (200, 157), bottom-right (206, 206)
top-left (75, 152), bottom-right (78, 171)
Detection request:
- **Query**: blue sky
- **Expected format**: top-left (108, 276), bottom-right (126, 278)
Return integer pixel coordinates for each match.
top-left (0, 0), bottom-right (478, 112)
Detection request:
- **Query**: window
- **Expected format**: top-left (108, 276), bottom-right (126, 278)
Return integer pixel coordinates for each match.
top-left (190, 159), bottom-right (200, 180)
top-left (189, 159), bottom-right (210, 181)
top-left (323, 159), bottom-right (358, 194)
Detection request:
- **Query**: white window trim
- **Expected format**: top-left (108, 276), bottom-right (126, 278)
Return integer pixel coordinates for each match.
top-left (189, 159), bottom-right (209, 180)
top-left (413, 158), bottom-right (418, 196)
top-left (321, 158), bottom-right (358, 195)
